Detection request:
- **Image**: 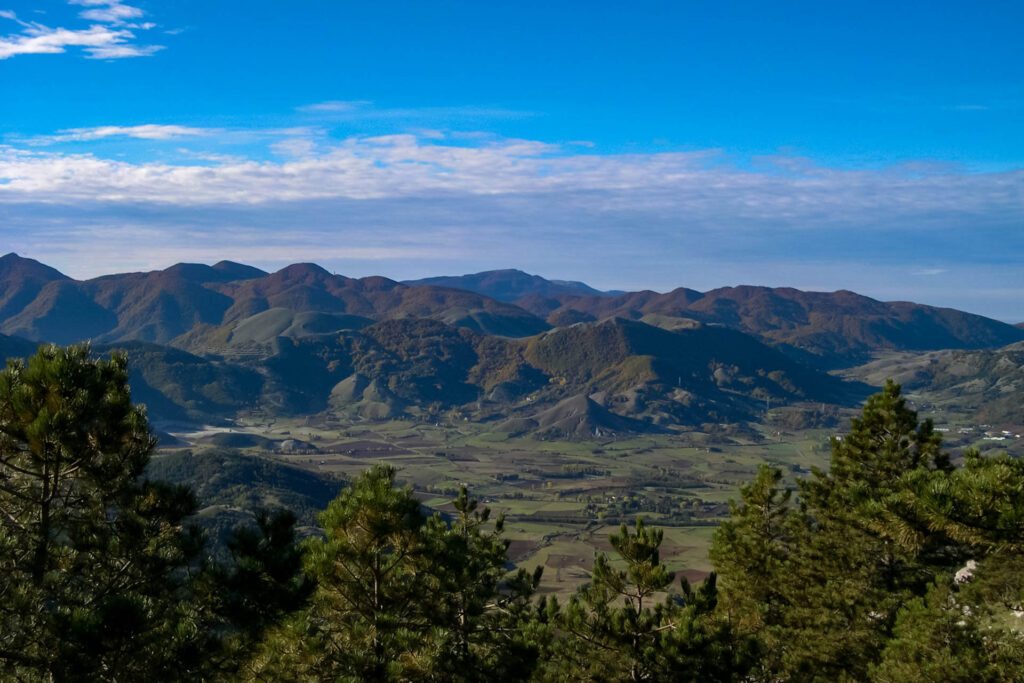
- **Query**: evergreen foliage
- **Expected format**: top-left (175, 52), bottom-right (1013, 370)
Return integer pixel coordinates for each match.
top-left (710, 465), bottom-right (796, 678)
top-left (0, 344), bottom-right (202, 680)
top-left (246, 465), bottom-right (542, 681)
top-left (710, 379), bottom-right (1024, 681)
top-left (0, 345), bottom-right (316, 681)
top-left (422, 486), bottom-right (544, 681)
top-left (548, 519), bottom-right (739, 682)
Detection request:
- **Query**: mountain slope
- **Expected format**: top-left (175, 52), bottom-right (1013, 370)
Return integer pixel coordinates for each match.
top-left (841, 341), bottom-right (1024, 425)
top-left (519, 317), bottom-right (862, 425)
top-left (0, 261), bottom-right (551, 349)
top-left (0, 253), bottom-right (70, 323)
top-left (0, 258), bottom-right (1018, 377)
top-left (2, 280), bottom-right (118, 344)
top-left (516, 285), bottom-right (1024, 367)
top-left (0, 333), bottom-right (40, 363)
top-left (500, 393), bottom-right (655, 439)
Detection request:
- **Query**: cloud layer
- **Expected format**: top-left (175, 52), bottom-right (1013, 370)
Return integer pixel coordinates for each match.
top-left (1, 133), bottom-right (1020, 222)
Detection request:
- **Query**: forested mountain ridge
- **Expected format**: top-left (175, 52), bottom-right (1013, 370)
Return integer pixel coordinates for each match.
top-left (512, 283), bottom-right (1024, 367)
top-left (70, 316), bottom-right (859, 433)
top-left (0, 255), bottom-right (551, 346)
top-left (841, 341), bottom-right (1024, 425)
top-left (1, 254), bottom-right (1019, 369)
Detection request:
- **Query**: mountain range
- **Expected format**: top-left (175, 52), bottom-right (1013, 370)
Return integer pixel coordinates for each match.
top-left (1, 253), bottom-right (1021, 436)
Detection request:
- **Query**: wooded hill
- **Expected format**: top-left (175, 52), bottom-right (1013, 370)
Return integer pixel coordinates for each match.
top-left (1, 254), bottom-right (1021, 436)
top-left (842, 341), bottom-right (1024, 425)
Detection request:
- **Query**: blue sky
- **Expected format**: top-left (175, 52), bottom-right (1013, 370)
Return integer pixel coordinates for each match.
top-left (1, 1), bottom-right (1022, 320)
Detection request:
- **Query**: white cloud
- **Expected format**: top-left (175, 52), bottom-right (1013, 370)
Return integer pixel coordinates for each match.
top-left (75, 2), bottom-right (143, 25)
top-left (296, 101), bottom-right (533, 122)
top-left (297, 100), bottom-right (373, 113)
top-left (84, 42), bottom-right (160, 58)
top-left (32, 125), bottom-right (211, 143)
top-left (271, 138), bottom-right (317, 158)
top-left (0, 135), bottom-right (1020, 247)
top-left (175, 149), bottom-right (247, 164)
top-left (0, 1), bottom-right (161, 60)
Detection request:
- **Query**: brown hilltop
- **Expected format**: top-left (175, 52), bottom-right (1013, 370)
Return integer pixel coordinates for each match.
top-left (403, 268), bottom-right (614, 301)
top-left (500, 393), bottom-right (653, 440)
top-left (0, 253), bottom-right (70, 322)
top-left (3, 280), bottom-right (118, 345)
top-left (508, 280), bottom-right (1022, 367)
top-left (3, 258), bottom-right (1017, 368)
top-left (0, 260), bottom-right (551, 350)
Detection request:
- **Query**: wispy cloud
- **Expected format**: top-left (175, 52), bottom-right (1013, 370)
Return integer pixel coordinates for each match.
top-left (0, 132), bottom-right (1020, 218)
top-left (70, 1), bottom-right (143, 25)
top-left (270, 137), bottom-right (317, 158)
top-left (296, 100), bottom-right (373, 113)
top-left (296, 100), bottom-right (534, 121)
top-left (29, 124), bottom-right (213, 144)
top-left (0, 2), bottom-right (162, 60)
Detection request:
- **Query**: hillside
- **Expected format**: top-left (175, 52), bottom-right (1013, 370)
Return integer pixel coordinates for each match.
top-left (0, 255), bottom-right (1018, 371)
top-left (146, 448), bottom-right (345, 550)
top-left (0, 333), bottom-right (40, 361)
top-left (840, 341), bottom-right (1024, 425)
top-left (0, 256), bottom-right (550, 349)
top-left (0, 315), bottom-right (863, 434)
top-left (512, 285), bottom-right (1024, 367)
top-left (516, 317), bottom-right (863, 427)
top-left (94, 341), bottom-right (264, 422)
top-left (0, 255), bottom-right (1019, 433)
top-left (0, 253), bottom-right (72, 332)
top-left (500, 393), bottom-right (656, 439)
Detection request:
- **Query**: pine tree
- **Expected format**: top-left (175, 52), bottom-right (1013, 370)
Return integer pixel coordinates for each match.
top-left (422, 486), bottom-right (543, 681)
top-left (709, 381), bottom-right (1024, 680)
top-left (871, 579), bottom-right (1024, 682)
top-left (197, 508), bottom-right (315, 677)
top-left (555, 519), bottom-right (733, 682)
top-left (0, 344), bottom-right (203, 681)
top-left (246, 468), bottom-right (547, 681)
top-left (302, 463), bottom-right (431, 680)
top-left (764, 380), bottom-right (955, 679)
top-left (709, 464), bottom-right (796, 678)
top-left (868, 449), bottom-right (1024, 681)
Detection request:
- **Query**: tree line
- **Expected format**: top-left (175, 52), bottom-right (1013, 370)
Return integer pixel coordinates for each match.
top-left (0, 345), bottom-right (1022, 681)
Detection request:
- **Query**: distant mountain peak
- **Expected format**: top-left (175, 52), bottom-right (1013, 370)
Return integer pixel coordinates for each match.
top-left (402, 268), bottom-right (615, 302)
top-left (150, 261), bottom-right (268, 284)
top-left (270, 263), bottom-right (335, 284)
top-left (211, 260), bottom-right (268, 280)
top-left (0, 253), bottom-right (70, 282)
